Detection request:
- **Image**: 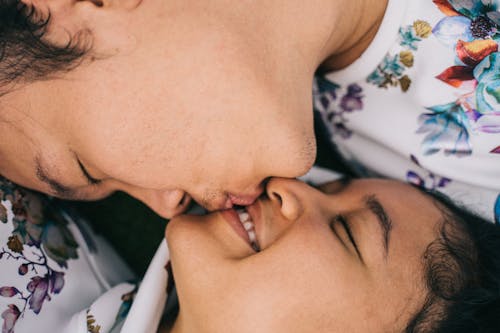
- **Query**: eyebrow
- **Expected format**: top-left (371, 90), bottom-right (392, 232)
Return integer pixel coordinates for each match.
top-left (363, 194), bottom-right (393, 259)
top-left (34, 156), bottom-right (78, 199)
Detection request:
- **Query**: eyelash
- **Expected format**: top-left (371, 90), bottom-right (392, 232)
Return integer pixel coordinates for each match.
top-left (331, 214), bottom-right (357, 249)
top-left (77, 159), bottom-right (102, 186)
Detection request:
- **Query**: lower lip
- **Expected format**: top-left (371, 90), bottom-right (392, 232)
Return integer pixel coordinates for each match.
top-left (220, 209), bottom-right (252, 247)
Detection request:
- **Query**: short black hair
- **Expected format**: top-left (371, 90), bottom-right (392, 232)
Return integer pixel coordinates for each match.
top-left (405, 190), bottom-right (500, 333)
top-left (0, 0), bottom-right (89, 95)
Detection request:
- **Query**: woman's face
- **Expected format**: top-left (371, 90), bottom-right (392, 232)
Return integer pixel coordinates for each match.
top-left (166, 178), bottom-right (443, 333)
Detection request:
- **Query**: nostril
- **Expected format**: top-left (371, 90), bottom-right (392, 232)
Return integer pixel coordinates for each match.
top-left (179, 193), bottom-right (186, 205)
top-left (262, 178), bottom-right (271, 187)
top-left (78, 0), bottom-right (104, 7)
top-left (180, 193), bottom-right (192, 207)
top-left (270, 191), bottom-right (283, 206)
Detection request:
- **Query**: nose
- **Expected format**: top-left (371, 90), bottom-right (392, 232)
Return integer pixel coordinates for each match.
top-left (126, 187), bottom-right (192, 218)
top-left (265, 178), bottom-right (303, 221)
top-left (228, 182), bottom-right (266, 207)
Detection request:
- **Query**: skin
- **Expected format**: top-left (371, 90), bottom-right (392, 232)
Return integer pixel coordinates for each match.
top-left (0, 0), bottom-right (387, 218)
top-left (166, 178), bottom-right (443, 333)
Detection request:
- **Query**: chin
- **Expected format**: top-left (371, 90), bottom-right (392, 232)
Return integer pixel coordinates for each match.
top-left (166, 213), bottom-right (220, 256)
top-left (166, 214), bottom-right (201, 243)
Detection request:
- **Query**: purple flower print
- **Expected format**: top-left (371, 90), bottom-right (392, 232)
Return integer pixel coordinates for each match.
top-left (406, 155), bottom-right (452, 190)
top-left (18, 264), bottom-right (28, 276)
top-left (27, 276), bottom-right (50, 315)
top-left (0, 288), bottom-right (19, 298)
top-left (314, 78), bottom-right (365, 139)
top-left (1, 305), bottom-right (20, 333)
top-left (340, 84), bottom-right (364, 112)
top-left (49, 272), bottom-right (65, 294)
top-left (0, 177), bottom-right (77, 332)
top-left (407, 171), bottom-right (452, 189)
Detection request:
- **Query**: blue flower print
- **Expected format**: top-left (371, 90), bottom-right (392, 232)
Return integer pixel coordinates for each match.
top-left (367, 20), bottom-right (432, 92)
top-left (315, 76), bottom-right (340, 96)
top-left (400, 25), bottom-right (426, 50)
top-left (417, 102), bottom-right (472, 156)
top-left (495, 194), bottom-right (500, 224)
top-left (367, 54), bottom-right (409, 90)
top-left (449, 0), bottom-right (500, 30)
top-left (433, 0), bottom-right (499, 46)
top-left (41, 219), bottom-right (78, 268)
top-left (473, 52), bottom-right (500, 113)
top-left (428, 0), bottom-right (500, 156)
top-left (433, 15), bottom-right (475, 46)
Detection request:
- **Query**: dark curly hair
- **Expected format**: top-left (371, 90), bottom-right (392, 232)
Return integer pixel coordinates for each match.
top-left (0, 0), bottom-right (89, 95)
top-left (405, 190), bottom-right (500, 333)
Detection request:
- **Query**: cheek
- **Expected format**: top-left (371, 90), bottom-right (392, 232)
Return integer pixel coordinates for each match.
top-left (192, 250), bottom-right (367, 332)
top-left (166, 215), bottom-right (251, 292)
top-left (71, 117), bottom-right (202, 189)
top-left (169, 215), bottom-right (375, 331)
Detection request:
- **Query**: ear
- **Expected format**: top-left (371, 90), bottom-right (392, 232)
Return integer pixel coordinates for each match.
top-left (20, 0), bottom-right (105, 9)
top-left (18, 0), bottom-right (142, 50)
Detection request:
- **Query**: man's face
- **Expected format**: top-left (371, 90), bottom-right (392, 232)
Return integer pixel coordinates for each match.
top-left (0, 0), bottom-right (316, 217)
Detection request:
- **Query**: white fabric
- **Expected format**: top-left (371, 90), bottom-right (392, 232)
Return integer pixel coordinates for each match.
top-left (0, 179), bottom-right (136, 333)
top-left (314, 0), bottom-right (500, 221)
top-left (121, 240), bottom-right (170, 333)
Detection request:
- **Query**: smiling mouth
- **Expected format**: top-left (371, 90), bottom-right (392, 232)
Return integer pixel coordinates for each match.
top-left (236, 207), bottom-right (261, 252)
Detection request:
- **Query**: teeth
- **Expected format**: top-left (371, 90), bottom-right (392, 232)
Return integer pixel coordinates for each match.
top-left (238, 211), bottom-right (250, 222)
top-left (248, 230), bottom-right (256, 243)
top-left (236, 208), bottom-right (260, 252)
top-left (243, 221), bottom-right (253, 231)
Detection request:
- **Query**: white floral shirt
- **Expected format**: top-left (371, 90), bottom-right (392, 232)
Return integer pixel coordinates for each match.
top-left (314, 0), bottom-right (500, 222)
top-left (0, 178), bottom-right (141, 333)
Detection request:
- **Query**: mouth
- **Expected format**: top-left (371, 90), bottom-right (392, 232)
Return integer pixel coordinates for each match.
top-left (229, 193), bottom-right (260, 206)
top-left (204, 189), bottom-right (263, 211)
top-left (235, 207), bottom-right (261, 252)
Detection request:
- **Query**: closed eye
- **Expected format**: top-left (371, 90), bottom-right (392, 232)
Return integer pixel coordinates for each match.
top-left (331, 214), bottom-right (364, 263)
top-left (76, 157), bottom-right (102, 186)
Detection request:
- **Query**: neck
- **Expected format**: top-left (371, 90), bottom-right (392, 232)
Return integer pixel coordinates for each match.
top-left (207, 0), bottom-right (388, 78)
top-left (315, 0), bottom-right (388, 72)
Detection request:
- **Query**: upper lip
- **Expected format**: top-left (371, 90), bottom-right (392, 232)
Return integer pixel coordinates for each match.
top-left (228, 191), bottom-right (262, 207)
top-left (200, 189), bottom-right (264, 211)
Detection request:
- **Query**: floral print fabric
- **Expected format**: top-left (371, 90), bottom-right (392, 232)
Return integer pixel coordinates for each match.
top-left (0, 178), bottom-right (78, 332)
top-left (367, 20), bottom-right (432, 92)
top-left (0, 177), bottom-right (135, 333)
top-left (420, 0), bottom-right (500, 157)
top-left (314, 0), bottom-right (500, 223)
